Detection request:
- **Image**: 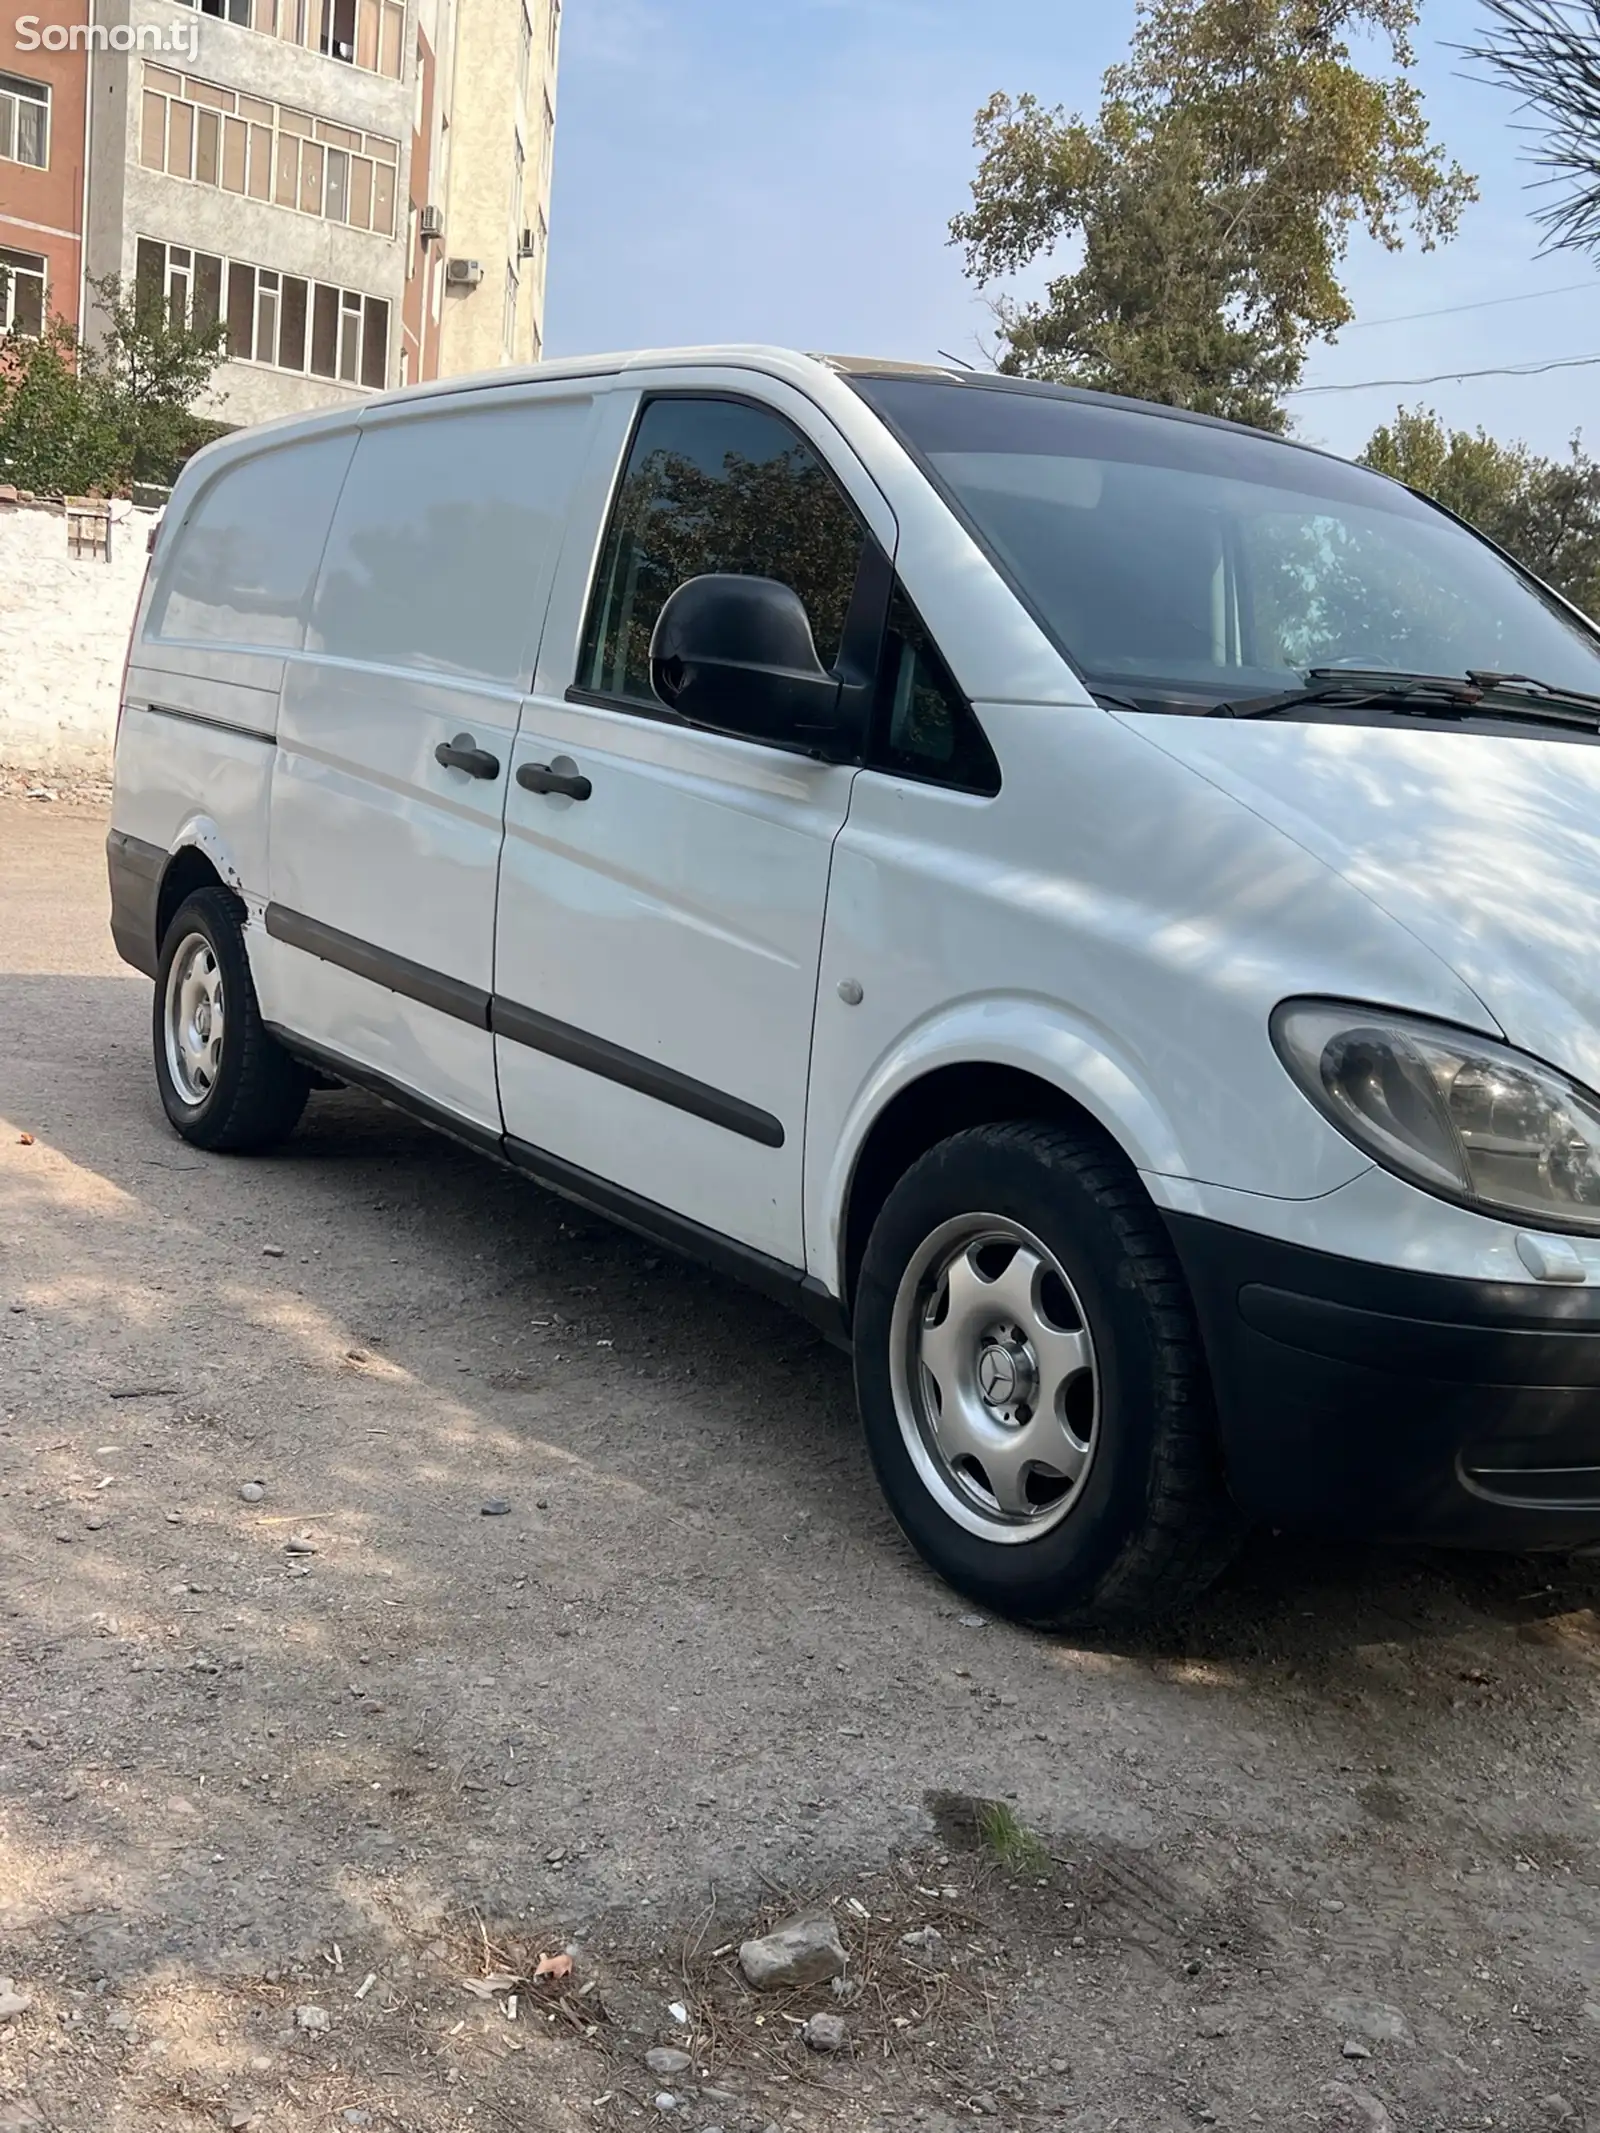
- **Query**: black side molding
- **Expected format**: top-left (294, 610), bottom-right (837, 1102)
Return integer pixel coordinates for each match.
top-left (491, 997), bottom-right (784, 1148)
top-left (265, 904), bottom-right (492, 1029)
top-left (106, 828), bottom-right (167, 978)
top-left (266, 902), bottom-right (784, 1148)
top-left (145, 702), bottom-right (275, 744)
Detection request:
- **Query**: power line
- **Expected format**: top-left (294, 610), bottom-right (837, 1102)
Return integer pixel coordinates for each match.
top-left (1286, 349), bottom-right (1600, 395)
top-left (1343, 278), bottom-right (1595, 330)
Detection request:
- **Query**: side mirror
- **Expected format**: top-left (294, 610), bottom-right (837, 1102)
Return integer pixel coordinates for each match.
top-left (649, 574), bottom-right (845, 752)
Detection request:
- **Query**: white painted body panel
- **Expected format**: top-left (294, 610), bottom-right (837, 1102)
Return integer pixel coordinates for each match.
top-left (267, 662), bottom-right (516, 1130)
top-left (1128, 714), bottom-right (1600, 1087)
top-left (495, 373), bottom-right (898, 1263)
top-left (497, 692), bottom-right (857, 1262)
top-left (266, 385), bottom-right (598, 1131)
top-left (804, 701), bottom-right (1495, 1291)
top-left (106, 343), bottom-right (1600, 1316)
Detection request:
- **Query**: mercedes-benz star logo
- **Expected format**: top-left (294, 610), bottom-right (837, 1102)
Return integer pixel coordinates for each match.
top-left (976, 1344), bottom-right (1017, 1406)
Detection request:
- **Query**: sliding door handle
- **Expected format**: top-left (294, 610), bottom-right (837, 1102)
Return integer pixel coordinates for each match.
top-left (517, 760), bottom-right (592, 801)
top-left (435, 733), bottom-right (501, 780)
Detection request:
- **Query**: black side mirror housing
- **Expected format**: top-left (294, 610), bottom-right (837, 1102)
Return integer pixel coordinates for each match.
top-left (649, 574), bottom-right (847, 754)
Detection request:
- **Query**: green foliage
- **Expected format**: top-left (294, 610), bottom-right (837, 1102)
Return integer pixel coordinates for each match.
top-left (1360, 406), bottom-right (1600, 617)
top-left (973, 1800), bottom-right (1052, 1878)
top-left (951, 0), bottom-right (1476, 429)
top-left (0, 318), bottom-right (120, 494)
top-left (0, 273), bottom-right (227, 495)
top-left (81, 272), bottom-right (229, 487)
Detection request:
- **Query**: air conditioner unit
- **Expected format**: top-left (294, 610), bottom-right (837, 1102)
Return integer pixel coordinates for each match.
top-left (517, 226), bottom-right (537, 260)
top-left (445, 257), bottom-right (483, 288)
top-left (418, 204), bottom-right (445, 241)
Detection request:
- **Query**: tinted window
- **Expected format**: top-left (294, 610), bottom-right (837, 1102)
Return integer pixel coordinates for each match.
top-left (856, 378), bottom-right (1600, 707)
top-left (579, 396), bottom-right (865, 706)
top-left (875, 588), bottom-right (998, 793)
top-left (311, 396), bottom-right (592, 685)
top-left (148, 431), bottom-right (357, 651)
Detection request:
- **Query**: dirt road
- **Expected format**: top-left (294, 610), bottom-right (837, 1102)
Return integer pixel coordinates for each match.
top-left (1, 794), bottom-right (1597, 2133)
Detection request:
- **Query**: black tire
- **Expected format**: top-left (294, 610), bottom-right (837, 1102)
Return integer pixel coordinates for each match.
top-left (153, 887), bottom-right (309, 1153)
top-left (853, 1119), bottom-right (1241, 1630)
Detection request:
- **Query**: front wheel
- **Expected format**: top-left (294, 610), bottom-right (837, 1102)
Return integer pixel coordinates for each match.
top-left (853, 1120), bottom-right (1240, 1629)
top-left (153, 887), bottom-right (309, 1152)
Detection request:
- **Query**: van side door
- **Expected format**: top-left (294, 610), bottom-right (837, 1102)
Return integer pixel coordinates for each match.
top-left (265, 386), bottom-right (596, 1134)
top-left (493, 381), bottom-right (898, 1267)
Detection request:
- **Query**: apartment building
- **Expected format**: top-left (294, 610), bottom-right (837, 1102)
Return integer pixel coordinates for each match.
top-left (0, 0), bottom-right (560, 424)
top-left (1, 0), bottom-right (91, 337)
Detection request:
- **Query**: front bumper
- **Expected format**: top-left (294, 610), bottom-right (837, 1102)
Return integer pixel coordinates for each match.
top-left (1166, 1213), bottom-right (1600, 1549)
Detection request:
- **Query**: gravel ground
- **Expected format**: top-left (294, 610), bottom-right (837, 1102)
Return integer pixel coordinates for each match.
top-left (1, 794), bottom-right (1598, 2133)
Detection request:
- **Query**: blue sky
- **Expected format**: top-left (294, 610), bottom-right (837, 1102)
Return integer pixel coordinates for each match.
top-left (544, 0), bottom-right (1600, 462)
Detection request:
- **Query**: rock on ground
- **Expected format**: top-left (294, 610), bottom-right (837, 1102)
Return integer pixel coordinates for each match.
top-left (738, 1914), bottom-right (847, 1991)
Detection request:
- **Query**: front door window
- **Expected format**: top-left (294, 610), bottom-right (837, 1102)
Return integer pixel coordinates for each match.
top-left (577, 394), bottom-right (866, 709)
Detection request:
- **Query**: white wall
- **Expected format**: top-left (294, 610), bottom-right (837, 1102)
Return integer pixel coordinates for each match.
top-left (0, 504), bottom-right (156, 776)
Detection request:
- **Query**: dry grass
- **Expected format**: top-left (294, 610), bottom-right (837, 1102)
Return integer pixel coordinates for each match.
top-left (428, 1852), bottom-right (1019, 2121)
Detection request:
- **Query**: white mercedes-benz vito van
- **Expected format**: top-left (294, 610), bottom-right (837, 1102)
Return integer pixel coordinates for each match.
top-left (107, 345), bottom-right (1600, 1627)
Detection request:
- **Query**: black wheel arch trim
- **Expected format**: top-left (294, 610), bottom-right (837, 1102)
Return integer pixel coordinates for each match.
top-left (106, 828), bottom-right (168, 978)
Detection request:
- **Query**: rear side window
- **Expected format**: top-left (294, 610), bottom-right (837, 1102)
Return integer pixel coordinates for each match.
top-left (311, 394), bottom-right (593, 686)
top-left (578, 395), bottom-right (865, 707)
top-left (147, 431), bottom-right (356, 651)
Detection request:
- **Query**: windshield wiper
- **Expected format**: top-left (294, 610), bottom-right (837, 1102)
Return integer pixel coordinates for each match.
top-left (1213, 667), bottom-right (1600, 732)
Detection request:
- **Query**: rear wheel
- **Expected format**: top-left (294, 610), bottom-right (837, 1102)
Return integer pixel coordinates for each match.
top-left (854, 1119), bottom-right (1240, 1629)
top-left (153, 887), bottom-right (308, 1152)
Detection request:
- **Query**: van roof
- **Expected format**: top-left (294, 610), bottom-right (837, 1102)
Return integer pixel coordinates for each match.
top-left (367, 343), bottom-right (1345, 461)
top-left (189, 343), bottom-right (1359, 481)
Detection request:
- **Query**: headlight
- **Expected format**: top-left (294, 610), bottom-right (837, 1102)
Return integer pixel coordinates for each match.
top-left (1271, 1000), bottom-right (1600, 1233)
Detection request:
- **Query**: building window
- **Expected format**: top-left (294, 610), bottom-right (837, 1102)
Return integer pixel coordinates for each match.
top-left (0, 72), bottom-right (49, 170)
top-left (547, 0), bottom-right (559, 67)
top-left (518, 3), bottom-right (532, 101)
top-left (511, 131), bottom-right (525, 239)
top-left (140, 67), bottom-right (398, 236)
top-left (0, 248), bottom-right (46, 336)
top-left (137, 235), bottom-right (388, 388)
top-left (172, 0), bottom-right (404, 80)
top-left (540, 92), bottom-right (554, 194)
top-left (503, 263), bottom-right (518, 358)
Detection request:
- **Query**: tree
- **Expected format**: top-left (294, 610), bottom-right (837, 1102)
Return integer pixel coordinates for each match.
top-left (1360, 405), bottom-right (1600, 616)
top-left (0, 272), bottom-right (226, 494)
top-left (80, 272), bottom-right (228, 487)
top-left (0, 319), bottom-right (120, 495)
top-left (951, 0), bottom-right (1476, 430)
top-left (1465, 1), bottom-right (1600, 260)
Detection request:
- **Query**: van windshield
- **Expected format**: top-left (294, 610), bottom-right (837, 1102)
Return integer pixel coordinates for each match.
top-left (854, 376), bottom-right (1600, 710)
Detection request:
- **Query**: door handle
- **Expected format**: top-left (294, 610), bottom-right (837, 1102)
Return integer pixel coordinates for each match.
top-left (435, 732), bottom-right (501, 780)
top-left (517, 760), bottom-right (592, 801)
